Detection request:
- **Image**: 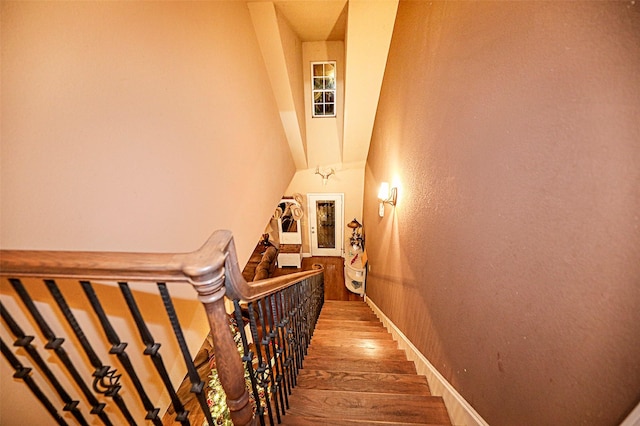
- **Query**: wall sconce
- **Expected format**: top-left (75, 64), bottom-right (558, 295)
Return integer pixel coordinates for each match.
top-left (315, 166), bottom-right (335, 185)
top-left (378, 182), bottom-right (397, 217)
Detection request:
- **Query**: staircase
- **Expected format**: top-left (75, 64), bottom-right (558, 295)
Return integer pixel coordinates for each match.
top-left (280, 300), bottom-right (452, 425)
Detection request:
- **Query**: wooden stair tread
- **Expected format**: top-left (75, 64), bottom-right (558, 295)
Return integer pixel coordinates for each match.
top-left (317, 319), bottom-right (385, 330)
top-left (303, 356), bottom-right (417, 374)
top-left (285, 389), bottom-right (451, 424)
top-left (316, 319), bottom-right (385, 326)
top-left (296, 369), bottom-right (431, 395)
top-left (306, 345), bottom-right (408, 361)
top-left (279, 415), bottom-right (450, 426)
top-left (315, 326), bottom-right (386, 334)
top-left (309, 336), bottom-right (400, 349)
top-left (312, 330), bottom-right (394, 341)
top-left (319, 313), bottom-right (381, 322)
top-left (322, 300), bottom-right (369, 307)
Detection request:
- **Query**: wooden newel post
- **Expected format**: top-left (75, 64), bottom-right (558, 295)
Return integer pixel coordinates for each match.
top-left (185, 260), bottom-right (256, 426)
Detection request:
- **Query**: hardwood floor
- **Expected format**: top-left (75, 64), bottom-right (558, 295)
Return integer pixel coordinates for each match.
top-left (273, 256), bottom-right (362, 301)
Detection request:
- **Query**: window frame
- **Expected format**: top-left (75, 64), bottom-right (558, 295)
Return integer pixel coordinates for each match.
top-left (310, 61), bottom-right (337, 118)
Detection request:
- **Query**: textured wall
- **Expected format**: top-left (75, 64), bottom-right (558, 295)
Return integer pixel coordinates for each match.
top-left (364, 2), bottom-right (640, 425)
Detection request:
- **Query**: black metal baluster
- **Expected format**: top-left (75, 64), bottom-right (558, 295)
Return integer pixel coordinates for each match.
top-left (257, 298), bottom-right (281, 424)
top-left (8, 279), bottom-right (112, 425)
top-left (80, 281), bottom-right (162, 425)
top-left (269, 292), bottom-right (290, 408)
top-left (157, 283), bottom-right (215, 426)
top-left (0, 337), bottom-right (69, 426)
top-left (294, 283), bottom-right (307, 366)
top-left (44, 280), bottom-right (136, 425)
top-left (289, 284), bottom-right (301, 374)
top-left (117, 282), bottom-right (189, 426)
top-left (284, 287), bottom-right (298, 387)
top-left (282, 286), bottom-right (297, 385)
top-left (277, 290), bottom-right (293, 395)
top-left (0, 301), bottom-right (88, 426)
top-left (247, 301), bottom-right (272, 426)
top-left (232, 301), bottom-right (262, 424)
top-left (264, 294), bottom-right (286, 416)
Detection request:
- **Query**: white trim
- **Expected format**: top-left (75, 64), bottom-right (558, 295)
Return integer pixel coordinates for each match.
top-left (366, 298), bottom-right (489, 426)
top-left (620, 401), bottom-right (640, 426)
top-left (310, 61), bottom-right (337, 118)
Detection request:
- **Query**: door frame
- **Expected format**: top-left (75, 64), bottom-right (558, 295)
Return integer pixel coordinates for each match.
top-left (307, 193), bottom-right (344, 257)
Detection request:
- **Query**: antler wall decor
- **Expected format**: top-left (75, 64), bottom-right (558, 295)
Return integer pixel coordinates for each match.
top-left (315, 166), bottom-right (335, 185)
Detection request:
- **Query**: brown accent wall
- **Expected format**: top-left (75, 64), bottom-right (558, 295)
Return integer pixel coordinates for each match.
top-left (364, 2), bottom-right (640, 425)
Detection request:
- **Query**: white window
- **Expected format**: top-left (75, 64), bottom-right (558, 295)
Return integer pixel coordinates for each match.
top-left (311, 61), bottom-right (336, 117)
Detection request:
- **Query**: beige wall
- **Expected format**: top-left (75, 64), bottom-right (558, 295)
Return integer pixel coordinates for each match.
top-left (1, 1), bottom-right (295, 424)
top-left (284, 162), bottom-right (364, 255)
top-left (364, 2), bottom-right (640, 425)
top-left (1, 1), bottom-right (294, 259)
top-left (303, 41), bottom-right (345, 166)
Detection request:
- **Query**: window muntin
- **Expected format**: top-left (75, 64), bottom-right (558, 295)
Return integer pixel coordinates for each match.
top-left (311, 62), bottom-right (336, 117)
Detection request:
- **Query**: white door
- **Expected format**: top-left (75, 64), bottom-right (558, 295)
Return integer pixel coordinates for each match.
top-left (307, 193), bottom-right (344, 257)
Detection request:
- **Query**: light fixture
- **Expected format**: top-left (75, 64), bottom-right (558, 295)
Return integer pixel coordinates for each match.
top-left (378, 182), bottom-right (397, 217)
top-left (315, 166), bottom-right (335, 185)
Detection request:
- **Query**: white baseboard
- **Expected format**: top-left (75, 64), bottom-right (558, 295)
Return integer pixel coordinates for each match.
top-left (366, 298), bottom-right (489, 426)
top-left (620, 401), bottom-right (640, 426)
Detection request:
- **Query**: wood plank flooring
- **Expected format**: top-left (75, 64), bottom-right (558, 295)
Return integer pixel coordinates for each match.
top-left (273, 256), bottom-right (361, 301)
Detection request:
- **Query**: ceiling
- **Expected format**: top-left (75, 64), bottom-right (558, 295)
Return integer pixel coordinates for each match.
top-left (247, 0), bottom-right (399, 169)
top-left (273, 1), bottom-right (348, 41)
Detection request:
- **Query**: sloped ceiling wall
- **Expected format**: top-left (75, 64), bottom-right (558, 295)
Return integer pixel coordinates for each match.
top-left (250, 0), bottom-right (398, 169)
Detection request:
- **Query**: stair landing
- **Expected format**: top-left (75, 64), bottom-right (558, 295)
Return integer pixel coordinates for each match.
top-left (280, 300), bottom-right (451, 425)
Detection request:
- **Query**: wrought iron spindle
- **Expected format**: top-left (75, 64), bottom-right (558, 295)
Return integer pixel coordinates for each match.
top-left (80, 281), bottom-right (162, 425)
top-left (157, 283), bottom-right (215, 426)
top-left (246, 301), bottom-right (273, 426)
top-left (294, 282), bottom-right (308, 364)
top-left (0, 303), bottom-right (87, 425)
top-left (256, 298), bottom-right (281, 424)
top-left (44, 280), bottom-right (136, 425)
top-left (270, 292), bottom-right (291, 405)
top-left (276, 289), bottom-right (294, 392)
top-left (8, 278), bottom-right (113, 425)
top-left (283, 286), bottom-right (299, 386)
top-left (0, 337), bottom-right (69, 426)
top-left (265, 294), bottom-right (287, 418)
top-left (232, 301), bottom-right (262, 424)
top-left (117, 282), bottom-right (189, 425)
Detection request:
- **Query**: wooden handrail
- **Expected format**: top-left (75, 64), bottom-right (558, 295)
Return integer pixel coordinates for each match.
top-left (0, 230), bottom-right (322, 302)
top-left (0, 230), bottom-right (323, 426)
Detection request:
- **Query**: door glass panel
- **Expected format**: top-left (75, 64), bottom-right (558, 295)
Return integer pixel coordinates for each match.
top-left (315, 201), bottom-right (336, 249)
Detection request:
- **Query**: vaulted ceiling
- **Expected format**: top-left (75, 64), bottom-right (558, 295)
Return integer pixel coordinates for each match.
top-left (247, 0), bottom-right (399, 169)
